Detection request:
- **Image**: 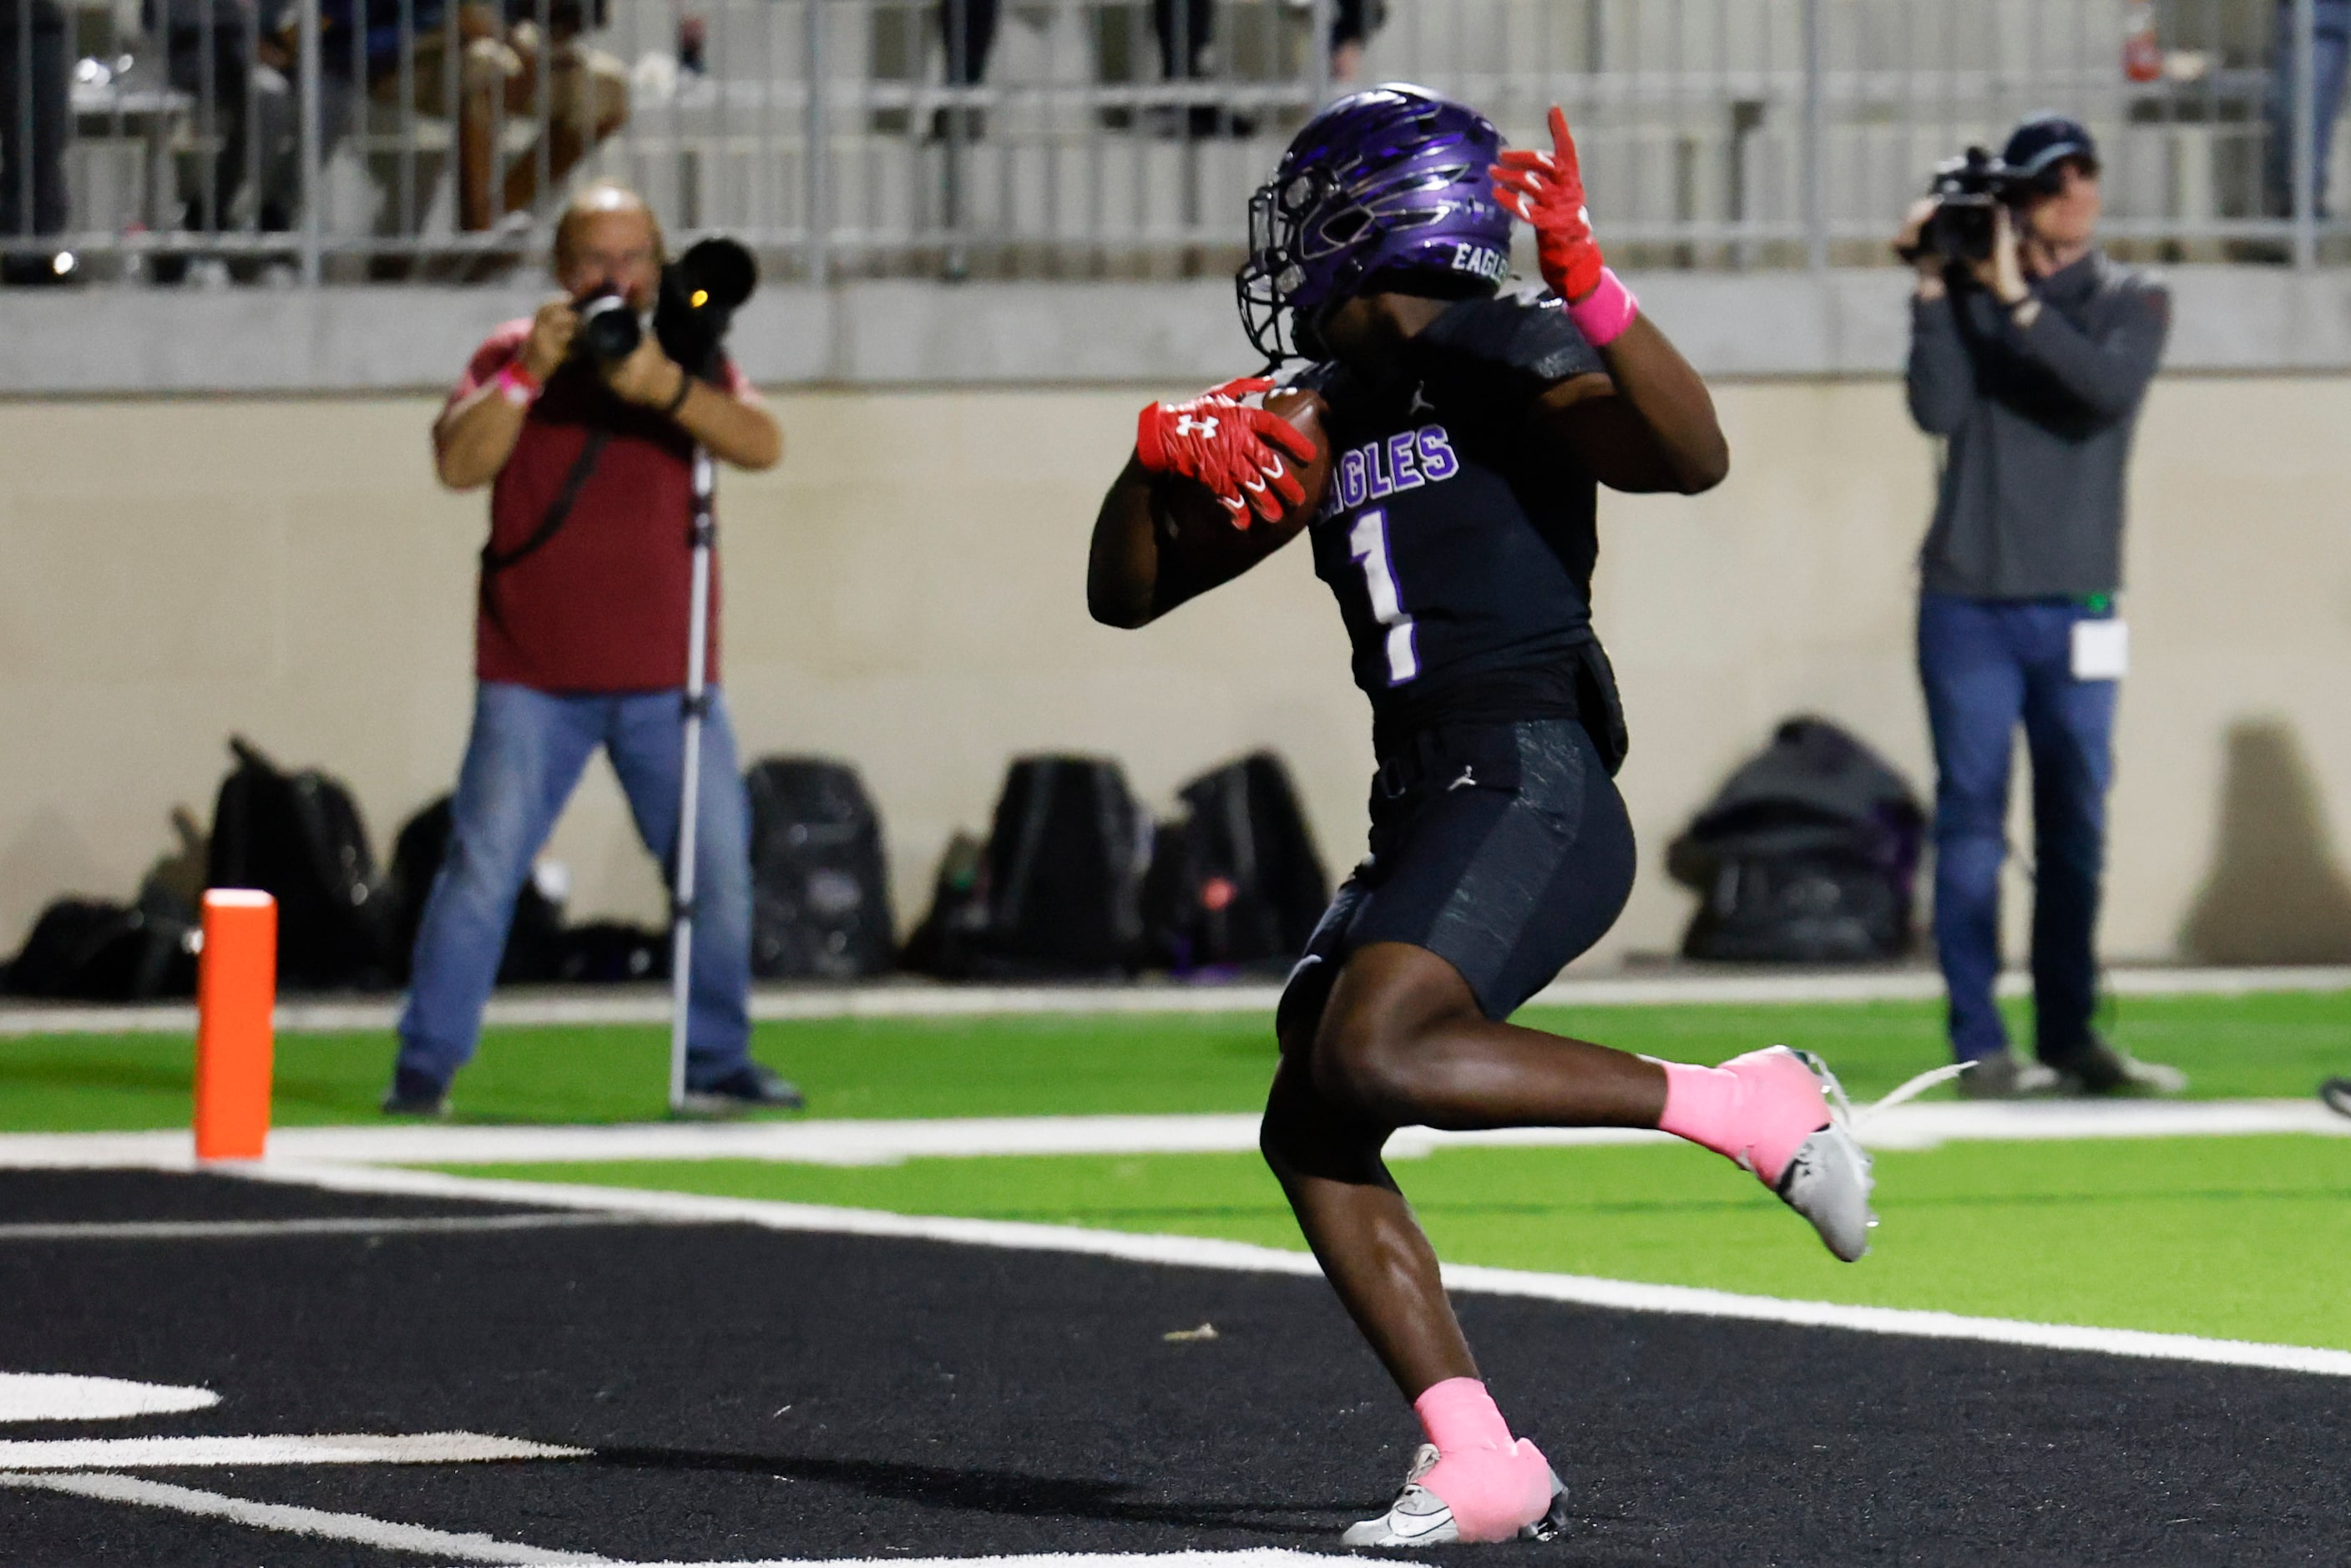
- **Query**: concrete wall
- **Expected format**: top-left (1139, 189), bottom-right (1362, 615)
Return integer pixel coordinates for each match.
top-left (3, 372), bottom-right (2348, 971)
top-left (16, 267), bottom-right (2351, 394)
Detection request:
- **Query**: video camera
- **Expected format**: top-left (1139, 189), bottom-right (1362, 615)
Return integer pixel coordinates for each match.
top-left (574, 236), bottom-right (760, 381)
top-left (1902, 147), bottom-right (2030, 266)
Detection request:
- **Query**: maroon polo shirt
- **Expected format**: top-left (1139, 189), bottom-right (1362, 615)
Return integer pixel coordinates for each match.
top-left (453, 321), bottom-right (753, 693)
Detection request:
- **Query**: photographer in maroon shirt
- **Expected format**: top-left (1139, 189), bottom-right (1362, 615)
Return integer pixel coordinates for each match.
top-left (386, 181), bottom-right (797, 1116)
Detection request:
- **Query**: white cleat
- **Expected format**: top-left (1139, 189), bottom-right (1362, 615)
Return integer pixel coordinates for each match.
top-left (1341, 1444), bottom-right (1570, 1548)
top-left (1773, 1119), bottom-right (1873, 1261)
top-left (1771, 1049), bottom-right (1973, 1263)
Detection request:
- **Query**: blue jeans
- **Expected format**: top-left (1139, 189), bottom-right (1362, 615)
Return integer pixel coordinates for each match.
top-left (395, 681), bottom-right (755, 1093)
top-left (1917, 594), bottom-right (2118, 1064)
top-left (2267, 0), bottom-right (2351, 217)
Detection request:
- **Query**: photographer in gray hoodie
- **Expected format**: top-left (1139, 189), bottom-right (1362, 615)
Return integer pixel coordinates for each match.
top-left (1898, 113), bottom-right (2182, 1100)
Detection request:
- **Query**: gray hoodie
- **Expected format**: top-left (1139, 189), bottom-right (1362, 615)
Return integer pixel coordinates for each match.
top-left (1906, 250), bottom-right (2170, 599)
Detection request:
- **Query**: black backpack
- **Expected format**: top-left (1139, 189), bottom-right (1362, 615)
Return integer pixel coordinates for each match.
top-left (1144, 751), bottom-right (1330, 974)
top-left (205, 736), bottom-right (390, 989)
top-left (382, 795), bottom-right (567, 985)
top-left (3, 892), bottom-right (197, 1002)
top-left (910, 756), bottom-right (1150, 979)
top-left (1667, 716), bottom-right (1925, 964)
top-left (745, 757), bottom-right (896, 980)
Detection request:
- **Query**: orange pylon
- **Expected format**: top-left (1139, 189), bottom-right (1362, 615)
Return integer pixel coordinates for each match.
top-left (194, 889), bottom-right (276, 1161)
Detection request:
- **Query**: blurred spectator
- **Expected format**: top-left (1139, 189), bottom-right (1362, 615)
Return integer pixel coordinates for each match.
top-left (1897, 114), bottom-right (2180, 1100)
top-left (149, 0), bottom-right (290, 281)
top-left (470, 0), bottom-right (629, 227)
top-left (1328, 0), bottom-right (1383, 86)
top-left (390, 184), bottom-right (795, 1117)
top-left (2264, 0), bottom-right (2351, 218)
top-left (252, 0), bottom-right (627, 240)
top-left (0, 0), bottom-right (70, 284)
top-left (942, 0), bottom-right (1340, 139)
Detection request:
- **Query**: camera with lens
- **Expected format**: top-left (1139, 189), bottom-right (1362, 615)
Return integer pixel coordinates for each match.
top-left (1901, 146), bottom-right (2029, 266)
top-left (571, 236), bottom-right (760, 381)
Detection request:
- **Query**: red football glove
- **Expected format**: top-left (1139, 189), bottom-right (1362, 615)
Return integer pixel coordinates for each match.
top-left (1489, 105), bottom-right (1605, 303)
top-left (1135, 376), bottom-right (1317, 529)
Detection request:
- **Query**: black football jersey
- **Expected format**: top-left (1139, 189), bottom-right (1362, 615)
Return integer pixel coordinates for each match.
top-left (1290, 286), bottom-right (1609, 738)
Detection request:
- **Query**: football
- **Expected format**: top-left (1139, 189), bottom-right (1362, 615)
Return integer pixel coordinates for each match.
top-left (1155, 385), bottom-right (1335, 558)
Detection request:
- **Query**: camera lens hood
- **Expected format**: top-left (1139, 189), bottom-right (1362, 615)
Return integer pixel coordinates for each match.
top-left (574, 290), bottom-right (643, 363)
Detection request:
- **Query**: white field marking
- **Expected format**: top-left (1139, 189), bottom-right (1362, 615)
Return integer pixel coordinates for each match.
top-left (0, 1373), bottom-right (220, 1424)
top-left (0, 1431), bottom-right (589, 1470)
top-left (235, 1160), bottom-right (2351, 1379)
top-left (1, 1096), bottom-right (2344, 1171)
top-left (0, 1471), bottom-right (614, 1565)
top-left (623, 1555), bottom-right (1363, 1568)
top-left (2, 964), bottom-right (2348, 1037)
top-left (0, 1211), bottom-right (710, 1242)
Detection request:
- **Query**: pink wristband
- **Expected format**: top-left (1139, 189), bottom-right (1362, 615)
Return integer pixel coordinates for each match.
top-left (1565, 266), bottom-right (1639, 348)
top-left (494, 362), bottom-right (540, 407)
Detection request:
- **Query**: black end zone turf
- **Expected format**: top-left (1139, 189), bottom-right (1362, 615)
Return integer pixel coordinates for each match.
top-left (2, 1170), bottom-right (2344, 1565)
top-left (0, 1167), bottom-right (552, 1225)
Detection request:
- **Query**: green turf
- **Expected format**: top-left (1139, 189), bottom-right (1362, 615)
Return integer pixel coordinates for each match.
top-left (440, 1133), bottom-right (2351, 1353)
top-left (2, 989), bottom-right (2346, 1131)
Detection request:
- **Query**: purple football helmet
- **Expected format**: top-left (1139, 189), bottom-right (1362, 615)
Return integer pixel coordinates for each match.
top-left (1237, 83), bottom-right (1514, 363)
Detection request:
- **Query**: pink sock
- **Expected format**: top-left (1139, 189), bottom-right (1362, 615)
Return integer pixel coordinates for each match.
top-left (1656, 1047), bottom-right (1830, 1187)
top-left (1411, 1378), bottom-right (1554, 1543)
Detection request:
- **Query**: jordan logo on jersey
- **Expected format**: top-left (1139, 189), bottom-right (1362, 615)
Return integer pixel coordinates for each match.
top-left (1322, 424), bottom-right (1460, 517)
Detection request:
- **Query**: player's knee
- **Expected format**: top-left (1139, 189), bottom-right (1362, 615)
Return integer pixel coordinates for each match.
top-left (1310, 1007), bottom-right (1437, 1121)
top-left (1261, 1061), bottom-right (1387, 1185)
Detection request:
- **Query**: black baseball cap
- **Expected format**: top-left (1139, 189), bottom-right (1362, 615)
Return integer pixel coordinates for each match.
top-left (2002, 112), bottom-right (2100, 182)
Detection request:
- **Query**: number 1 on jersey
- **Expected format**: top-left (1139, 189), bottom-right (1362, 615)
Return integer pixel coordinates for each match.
top-left (1347, 508), bottom-right (1418, 685)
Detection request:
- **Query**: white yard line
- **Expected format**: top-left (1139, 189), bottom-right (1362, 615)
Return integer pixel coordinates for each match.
top-left (230, 1161), bottom-right (2351, 1380)
top-left (0, 1097), bottom-right (2343, 1171)
top-left (0, 1471), bottom-right (614, 1564)
top-left (2, 964), bottom-right (2347, 1037)
top-left (0, 1212), bottom-right (705, 1243)
top-left (629, 1556), bottom-right (1362, 1568)
top-left (0, 1432), bottom-right (588, 1469)
top-left (0, 1373), bottom-right (220, 1423)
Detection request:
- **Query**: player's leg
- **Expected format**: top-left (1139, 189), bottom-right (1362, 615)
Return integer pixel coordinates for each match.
top-left (392, 682), bottom-right (602, 1110)
top-left (1322, 721), bottom-right (1874, 1237)
top-left (1261, 721), bottom-right (1868, 1545)
top-left (1315, 939), bottom-right (1868, 1257)
top-left (1918, 591), bottom-right (2027, 1086)
top-left (1261, 1046), bottom-right (1560, 1547)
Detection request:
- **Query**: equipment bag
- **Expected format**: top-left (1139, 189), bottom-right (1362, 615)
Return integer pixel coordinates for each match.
top-left (979, 755), bottom-right (1150, 977)
top-left (1667, 716), bottom-right (1924, 964)
top-left (1144, 751), bottom-right (1330, 975)
top-left (205, 736), bottom-right (391, 989)
top-left (746, 756), bottom-right (896, 980)
top-left (382, 796), bottom-right (567, 986)
top-left (3, 893), bottom-right (197, 1001)
top-left (911, 756), bottom-right (1150, 979)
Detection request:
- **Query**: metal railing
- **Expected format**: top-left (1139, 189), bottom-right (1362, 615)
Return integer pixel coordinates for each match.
top-left (3, 0), bottom-right (2345, 285)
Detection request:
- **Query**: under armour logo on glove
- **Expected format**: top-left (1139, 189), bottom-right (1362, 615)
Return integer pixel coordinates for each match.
top-left (1135, 376), bottom-right (1318, 528)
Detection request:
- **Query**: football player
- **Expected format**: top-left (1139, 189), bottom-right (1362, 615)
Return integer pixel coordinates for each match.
top-left (1087, 87), bottom-right (1877, 1547)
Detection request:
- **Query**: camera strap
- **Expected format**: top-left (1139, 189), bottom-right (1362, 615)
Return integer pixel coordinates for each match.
top-left (478, 431), bottom-right (609, 630)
